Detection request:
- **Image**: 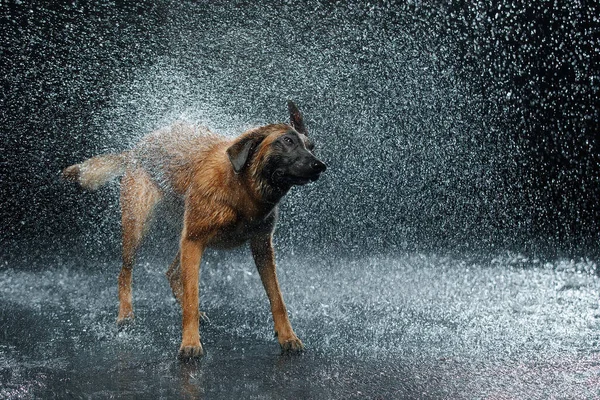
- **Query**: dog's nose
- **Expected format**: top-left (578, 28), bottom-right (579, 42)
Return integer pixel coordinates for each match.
top-left (311, 160), bottom-right (327, 173)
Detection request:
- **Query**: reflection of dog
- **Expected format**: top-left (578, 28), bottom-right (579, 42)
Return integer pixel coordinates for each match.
top-left (63, 101), bottom-right (326, 358)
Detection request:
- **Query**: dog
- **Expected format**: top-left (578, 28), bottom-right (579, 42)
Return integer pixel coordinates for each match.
top-left (63, 101), bottom-right (326, 358)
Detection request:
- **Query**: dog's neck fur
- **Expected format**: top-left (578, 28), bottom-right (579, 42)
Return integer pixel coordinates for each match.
top-left (239, 126), bottom-right (293, 208)
top-left (240, 169), bottom-right (289, 214)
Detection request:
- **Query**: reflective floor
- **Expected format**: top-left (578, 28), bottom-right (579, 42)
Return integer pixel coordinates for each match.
top-left (1, 249), bottom-right (599, 398)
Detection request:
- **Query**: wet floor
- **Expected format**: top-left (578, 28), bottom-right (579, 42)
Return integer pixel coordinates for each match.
top-left (1, 249), bottom-right (600, 398)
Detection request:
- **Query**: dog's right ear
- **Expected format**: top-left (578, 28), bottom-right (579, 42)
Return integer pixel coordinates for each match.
top-left (287, 100), bottom-right (308, 136)
top-left (226, 132), bottom-right (265, 174)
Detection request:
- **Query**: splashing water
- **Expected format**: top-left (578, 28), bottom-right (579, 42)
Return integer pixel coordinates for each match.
top-left (2, 1), bottom-right (600, 398)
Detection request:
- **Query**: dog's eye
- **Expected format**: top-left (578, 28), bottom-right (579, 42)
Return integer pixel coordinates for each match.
top-left (284, 137), bottom-right (293, 145)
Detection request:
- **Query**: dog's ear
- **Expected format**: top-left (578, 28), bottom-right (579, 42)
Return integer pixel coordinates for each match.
top-left (226, 133), bottom-right (265, 174)
top-left (287, 100), bottom-right (308, 136)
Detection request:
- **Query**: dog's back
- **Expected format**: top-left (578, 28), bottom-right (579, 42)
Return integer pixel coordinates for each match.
top-left (63, 123), bottom-right (227, 195)
top-left (131, 123), bottom-right (226, 195)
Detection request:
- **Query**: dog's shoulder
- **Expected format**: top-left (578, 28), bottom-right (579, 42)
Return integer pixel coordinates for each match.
top-left (130, 123), bottom-right (228, 194)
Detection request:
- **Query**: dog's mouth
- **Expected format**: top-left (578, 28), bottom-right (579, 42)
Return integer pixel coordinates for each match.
top-left (289, 176), bottom-right (311, 185)
top-left (290, 172), bottom-right (323, 185)
top-left (272, 170), bottom-right (322, 186)
top-left (308, 172), bottom-right (322, 182)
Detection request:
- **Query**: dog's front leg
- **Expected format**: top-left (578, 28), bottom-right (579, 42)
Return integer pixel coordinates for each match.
top-left (250, 234), bottom-right (304, 353)
top-left (178, 237), bottom-right (205, 359)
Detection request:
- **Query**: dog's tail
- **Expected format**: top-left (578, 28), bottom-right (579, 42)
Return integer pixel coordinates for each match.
top-left (62, 152), bottom-right (129, 191)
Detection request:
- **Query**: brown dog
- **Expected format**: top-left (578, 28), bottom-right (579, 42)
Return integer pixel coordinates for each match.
top-left (63, 101), bottom-right (326, 358)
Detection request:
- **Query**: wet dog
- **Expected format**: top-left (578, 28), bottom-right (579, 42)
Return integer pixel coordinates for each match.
top-left (63, 101), bottom-right (326, 358)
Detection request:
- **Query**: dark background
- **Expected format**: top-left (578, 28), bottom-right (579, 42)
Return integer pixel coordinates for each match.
top-left (2, 0), bottom-right (599, 259)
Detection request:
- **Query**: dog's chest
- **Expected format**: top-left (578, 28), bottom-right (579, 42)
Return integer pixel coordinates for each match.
top-left (208, 209), bottom-right (277, 249)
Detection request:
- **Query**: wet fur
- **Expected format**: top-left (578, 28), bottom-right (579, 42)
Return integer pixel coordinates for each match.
top-left (63, 104), bottom-right (322, 359)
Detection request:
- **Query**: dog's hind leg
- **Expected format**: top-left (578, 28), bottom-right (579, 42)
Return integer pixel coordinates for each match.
top-left (117, 168), bottom-right (162, 327)
top-left (166, 250), bottom-right (183, 305)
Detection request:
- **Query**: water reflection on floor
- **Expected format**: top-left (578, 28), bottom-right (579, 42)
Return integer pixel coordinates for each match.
top-left (1, 251), bottom-right (599, 398)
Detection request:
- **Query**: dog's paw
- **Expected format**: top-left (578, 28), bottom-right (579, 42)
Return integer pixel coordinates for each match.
top-left (116, 315), bottom-right (135, 331)
top-left (279, 336), bottom-right (304, 354)
top-left (178, 343), bottom-right (204, 360)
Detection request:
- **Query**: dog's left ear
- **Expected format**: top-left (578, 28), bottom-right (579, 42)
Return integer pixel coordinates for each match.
top-left (227, 133), bottom-right (265, 174)
top-left (288, 100), bottom-right (308, 136)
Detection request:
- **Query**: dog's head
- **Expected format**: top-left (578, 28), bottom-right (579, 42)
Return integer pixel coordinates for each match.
top-left (227, 101), bottom-right (326, 195)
